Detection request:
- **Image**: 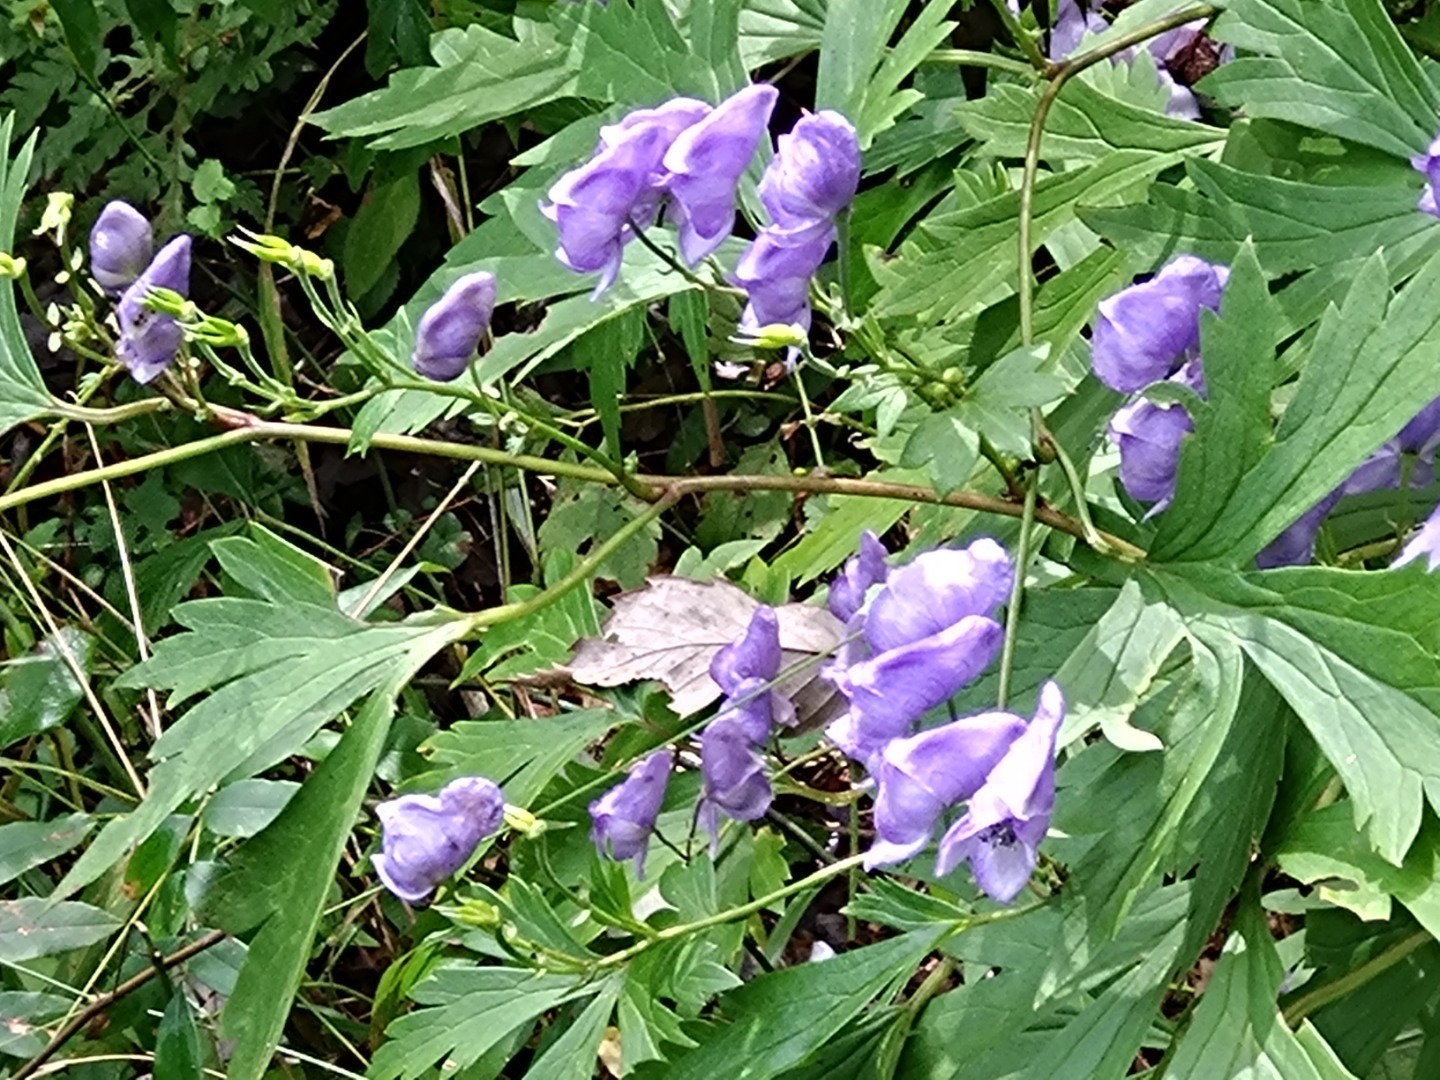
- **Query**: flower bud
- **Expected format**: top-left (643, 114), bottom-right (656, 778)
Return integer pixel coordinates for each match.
top-left (230, 229), bottom-right (335, 280)
top-left (117, 235), bottom-right (192, 384)
top-left (411, 271), bottom-right (497, 382)
top-left (0, 253), bottom-right (25, 280)
top-left (89, 201), bottom-right (154, 295)
top-left (35, 192), bottom-right (74, 243)
top-left (759, 111), bottom-right (860, 237)
top-left (589, 750), bottom-right (672, 875)
top-left (373, 776), bottom-right (505, 902)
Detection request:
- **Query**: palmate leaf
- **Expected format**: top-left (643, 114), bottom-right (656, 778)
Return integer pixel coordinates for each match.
top-left (1203, 0), bottom-right (1440, 160)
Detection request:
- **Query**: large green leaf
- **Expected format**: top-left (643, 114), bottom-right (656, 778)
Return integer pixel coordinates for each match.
top-left (1203, 0), bottom-right (1440, 159)
top-left (1149, 248), bottom-right (1440, 565)
top-left (1149, 564), bottom-right (1440, 864)
top-left (0, 115), bottom-right (50, 436)
top-left (0, 899), bottom-right (119, 963)
top-left (0, 815), bottom-right (92, 886)
top-left (563, 0), bottom-right (741, 104)
top-left (1165, 902), bottom-right (1358, 1079)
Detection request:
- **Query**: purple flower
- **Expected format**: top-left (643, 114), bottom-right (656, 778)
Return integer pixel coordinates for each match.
top-left (1049, 0), bottom-right (1106, 59)
top-left (711, 605), bottom-right (795, 739)
top-left (662, 84), bottom-right (779, 265)
top-left (543, 122), bottom-right (677, 296)
top-left (758, 111), bottom-right (860, 239)
top-left (698, 713), bottom-right (772, 848)
top-left (1255, 491), bottom-right (1342, 569)
top-left (89, 201), bottom-right (153, 295)
top-left (373, 776), bottom-right (505, 902)
top-left (1090, 256), bottom-right (1228, 393)
top-left (826, 539), bottom-right (1013, 764)
top-left (1399, 395), bottom-right (1440, 458)
top-left (412, 271), bottom-right (496, 382)
top-left (1412, 135), bottom-right (1440, 219)
top-left (599, 98), bottom-right (713, 227)
top-left (590, 750), bottom-right (673, 875)
top-left (1109, 394), bottom-right (1194, 509)
top-left (828, 529), bottom-right (889, 623)
top-left (936, 681), bottom-right (1065, 904)
top-left (865, 712), bottom-right (1027, 869)
top-left (117, 235), bottom-right (192, 384)
top-left (1395, 506), bottom-right (1440, 571)
top-left (734, 225), bottom-right (834, 334)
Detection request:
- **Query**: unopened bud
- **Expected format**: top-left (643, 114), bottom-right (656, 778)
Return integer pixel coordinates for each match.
top-left (731, 321), bottom-right (809, 351)
top-left (450, 898), bottom-right (502, 930)
top-left (0, 253), bottom-right (26, 279)
top-left (231, 228), bottom-right (334, 280)
top-left (186, 314), bottom-right (250, 349)
top-left (502, 804), bottom-right (544, 839)
top-left (35, 192), bottom-right (74, 242)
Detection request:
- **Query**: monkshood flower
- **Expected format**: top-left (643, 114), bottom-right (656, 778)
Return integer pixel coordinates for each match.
top-left (1395, 506), bottom-right (1440, 571)
top-left (1048, 0), bottom-right (1105, 59)
top-left (373, 776), bottom-right (505, 902)
top-left (598, 98), bottom-right (713, 228)
top-left (758, 111), bottom-right (860, 240)
top-left (937, 681), bottom-right (1065, 904)
top-left (734, 224), bottom-right (835, 335)
top-left (1255, 491), bottom-right (1342, 570)
top-left (411, 271), bottom-right (497, 382)
top-left (662, 83), bottom-right (779, 265)
top-left (1412, 135), bottom-right (1440, 218)
top-left (1109, 393), bottom-right (1193, 509)
top-left (1091, 256), bottom-right (1228, 393)
top-left (89, 200), bottom-right (153, 295)
top-left (826, 539), bottom-right (1012, 764)
top-left (865, 712), bottom-right (1027, 869)
top-left (698, 713), bottom-right (773, 847)
top-left (590, 750), bottom-right (673, 875)
top-left (827, 529), bottom-right (889, 624)
top-left (117, 235), bottom-right (191, 384)
top-left (711, 605), bottom-right (796, 735)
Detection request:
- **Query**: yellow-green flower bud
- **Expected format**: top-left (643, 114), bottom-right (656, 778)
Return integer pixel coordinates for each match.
top-left (35, 192), bottom-right (74, 242)
top-left (0, 253), bottom-right (26, 279)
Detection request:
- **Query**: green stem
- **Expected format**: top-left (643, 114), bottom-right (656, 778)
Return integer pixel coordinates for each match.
top-left (996, 477), bottom-right (1037, 709)
top-left (1282, 930), bottom-right (1431, 1027)
top-left (985, 0), bottom-right (1049, 72)
top-left (978, 434), bottom-right (1024, 500)
top-left (793, 369), bottom-right (827, 471)
top-left (47, 397), bottom-right (172, 426)
top-left (922, 49), bottom-right (1036, 77)
top-left (876, 956), bottom-right (957, 1080)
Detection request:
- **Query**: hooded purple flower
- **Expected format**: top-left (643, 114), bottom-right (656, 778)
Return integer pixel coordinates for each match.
top-left (373, 776), bottom-right (505, 902)
top-left (827, 539), bottom-right (1013, 764)
top-left (662, 84), bottom-right (779, 265)
top-left (1255, 491), bottom-right (1342, 570)
top-left (937, 681), bottom-right (1065, 904)
top-left (590, 750), bottom-right (672, 875)
top-left (599, 98), bottom-right (713, 227)
top-left (828, 529), bottom-right (889, 623)
top-left (865, 712), bottom-right (1027, 869)
top-left (1412, 135), bottom-right (1440, 219)
top-left (758, 111), bottom-right (860, 240)
top-left (1049, 0), bottom-right (1106, 59)
top-left (1090, 256), bottom-right (1228, 393)
top-left (117, 235), bottom-right (192, 384)
top-left (734, 225), bottom-right (834, 334)
top-left (89, 200), bottom-right (153, 295)
top-left (710, 605), bottom-right (796, 735)
top-left (1109, 395), bottom-right (1194, 510)
top-left (697, 713), bottom-right (772, 848)
top-left (1395, 506), bottom-right (1440, 571)
top-left (412, 271), bottom-right (496, 382)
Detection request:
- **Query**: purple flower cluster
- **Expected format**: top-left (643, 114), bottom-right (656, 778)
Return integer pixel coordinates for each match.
top-left (1091, 256), bottom-right (1228, 511)
top-left (372, 776), bottom-right (506, 901)
top-left (822, 533), bottom-right (1066, 903)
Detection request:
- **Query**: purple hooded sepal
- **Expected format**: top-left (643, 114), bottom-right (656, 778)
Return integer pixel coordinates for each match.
top-left (589, 750), bottom-right (673, 876)
top-left (758, 110), bottom-right (860, 236)
top-left (373, 775), bottom-right (506, 902)
top-left (734, 224), bottom-right (834, 335)
top-left (1109, 394), bottom-right (1194, 510)
top-left (936, 681), bottom-right (1065, 904)
top-left (117, 235), bottom-right (192, 384)
top-left (662, 84), bottom-right (779, 265)
top-left (864, 712), bottom-right (1028, 870)
top-left (1090, 256), bottom-right (1228, 393)
top-left (863, 539), bottom-right (1014, 653)
top-left (90, 200), bottom-right (153, 295)
top-left (412, 271), bottom-right (497, 382)
top-left (1394, 505), bottom-right (1440, 572)
top-left (711, 605), bottom-right (782, 691)
top-left (697, 714), bottom-right (772, 851)
top-left (827, 529), bottom-right (889, 623)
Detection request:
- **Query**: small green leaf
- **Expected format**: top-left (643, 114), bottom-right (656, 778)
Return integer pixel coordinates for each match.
top-left (344, 171), bottom-right (421, 302)
top-left (49, 0), bottom-right (102, 77)
top-left (900, 411), bottom-right (978, 497)
top-left (0, 992), bottom-right (70, 1057)
top-left (0, 899), bottom-right (119, 963)
top-left (191, 158), bottom-right (235, 204)
top-left (0, 815), bottom-right (92, 887)
top-left (154, 990), bottom-right (204, 1080)
top-left (0, 627), bottom-right (93, 748)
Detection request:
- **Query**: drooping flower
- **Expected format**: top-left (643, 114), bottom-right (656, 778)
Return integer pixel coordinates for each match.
top-left (1395, 505), bottom-right (1440, 571)
top-left (733, 224), bottom-right (835, 334)
top-left (758, 111), bottom-right (860, 239)
top-left (116, 235), bottom-right (192, 384)
top-left (1090, 256), bottom-right (1228, 393)
top-left (827, 529), bottom-right (889, 623)
top-left (598, 98), bottom-right (713, 227)
top-left (1048, 0), bottom-right (1106, 59)
top-left (662, 83), bottom-right (779, 265)
top-left (1412, 135), bottom-right (1440, 219)
top-left (936, 681), bottom-right (1065, 904)
top-left (826, 539), bottom-right (1013, 764)
top-left (1109, 394), bottom-right (1194, 509)
top-left (710, 605), bottom-right (796, 733)
top-left (864, 712), bottom-right (1027, 869)
top-left (89, 201), bottom-right (153, 295)
top-left (411, 271), bottom-right (497, 382)
top-left (590, 750), bottom-right (673, 875)
top-left (373, 776), bottom-right (505, 902)
top-left (697, 713), bottom-right (773, 847)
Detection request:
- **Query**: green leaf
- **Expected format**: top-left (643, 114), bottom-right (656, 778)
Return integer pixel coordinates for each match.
top-left (816, 0), bottom-right (905, 125)
top-left (209, 525), bottom-right (335, 607)
top-left (956, 78), bottom-right (1226, 162)
top-left (655, 928), bottom-right (942, 1080)
top-left (49, 0), bottom-right (102, 77)
top-left (0, 815), bottom-right (92, 886)
top-left (371, 968), bottom-right (600, 1080)
top-left (854, 0), bottom-right (957, 148)
top-left (154, 990), bottom-right (204, 1080)
top-left (202, 683), bottom-right (398, 1080)
top-left (122, 0), bottom-right (178, 57)
top-left (522, 977), bottom-right (621, 1080)
top-left (572, 307), bottom-right (644, 461)
top-left (344, 171), bottom-right (421, 301)
top-left (956, 343), bottom-right (1070, 458)
top-left (363, 0), bottom-right (432, 76)
top-left (1204, 0), bottom-right (1440, 159)
top-left (738, 0), bottom-right (825, 67)
top-left (562, 0), bottom-right (737, 104)
top-left (420, 710), bottom-right (614, 808)
top-left (1166, 901), bottom-right (1358, 1079)
top-left (899, 412), bottom-right (978, 498)
top-left (538, 482), bottom-right (660, 589)
top-left (201, 779), bottom-right (299, 839)
top-left (0, 899), bottom-right (119, 962)
top-left (0, 117), bottom-right (49, 436)
top-left (0, 992), bottom-right (70, 1057)
top-left (0, 627), bottom-right (94, 747)
top-left (1150, 248), bottom-right (1440, 565)
top-left (1148, 564), bottom-right (1440, 864)
top-left (191, 158), bottom-right (235, 204)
